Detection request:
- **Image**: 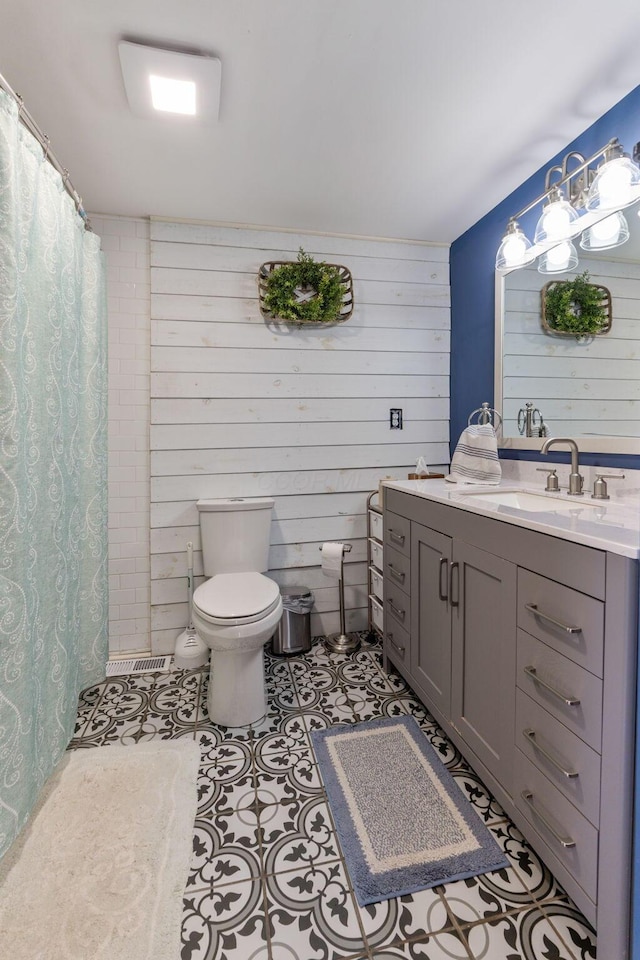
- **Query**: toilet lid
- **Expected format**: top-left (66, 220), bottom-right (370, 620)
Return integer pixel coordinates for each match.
top-left (193, 572), bottom-right (281, 625)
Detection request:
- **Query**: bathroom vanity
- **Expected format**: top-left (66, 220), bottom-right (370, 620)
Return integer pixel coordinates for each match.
top-left (382, 478), bottom-right (640, 960)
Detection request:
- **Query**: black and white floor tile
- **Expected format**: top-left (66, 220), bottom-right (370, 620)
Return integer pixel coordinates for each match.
top-left (69, 632), bottom-right (597, 960)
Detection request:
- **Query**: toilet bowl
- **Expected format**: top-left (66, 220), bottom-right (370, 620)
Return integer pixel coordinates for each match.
top-left (193, 497), bottom-right (283, 726)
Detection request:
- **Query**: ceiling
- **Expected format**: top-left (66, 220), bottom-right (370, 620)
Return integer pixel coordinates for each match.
top-left (2, 0), bottom-right (640, 243)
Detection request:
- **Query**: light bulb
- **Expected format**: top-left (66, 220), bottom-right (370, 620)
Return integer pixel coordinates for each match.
top-left (542, 204), bottom-right (572, 239)
top-left (591, 214), bottom-right (621, 243)
top-left (502, 234), bottom-right (528, 265)
top-left (546, 242), bottom-right (572, 267)
top-left (597, 161), bottom-right (631, 208)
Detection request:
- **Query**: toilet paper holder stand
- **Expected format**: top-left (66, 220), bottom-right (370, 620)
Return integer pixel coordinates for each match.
top-left (319, 544), bottom-right (360, 655)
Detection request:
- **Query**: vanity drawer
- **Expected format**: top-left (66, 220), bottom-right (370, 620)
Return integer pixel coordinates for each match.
top-left (370, 595), bottom-right (383, 633)
top-left (384, 511), bottom-right (410, 558)
top-left (384, 544), bottom-right (410, 596)
top-left (515, 749), bottom-right (598, 902)
top-left (369, 565), bottom-right (384, 602)
top-left (385, 619), bottom-right (410, 666)
top-left (516, 688), bottom-right (601, 827)
top-left (369, 537), bottom-right (384, 571)
top-left (517, 630), bottom-right (602, 752)
top-left (517, 569), bottom-right (604, 678)
top-left (369, 508), bottom-right (383, 542)
top-left (385, 579), bottom-right (410, 632)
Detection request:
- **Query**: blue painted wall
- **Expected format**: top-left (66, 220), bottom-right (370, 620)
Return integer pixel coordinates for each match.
top-left (449, 83), bottom-right (640, 957)
top-left (450, 82), bottom-right (640, 470)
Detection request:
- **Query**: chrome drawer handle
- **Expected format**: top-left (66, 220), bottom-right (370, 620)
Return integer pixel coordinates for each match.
top-left (387, 633), bottom-right (405, 655)
top-left (389, 529), bottom-right (405, 546)
top-left (523, 729), bottom-right (579, 779)
top-left (525, 603), bottom-right (581, 635)
top-left (387, 599), bottom-right (406, 622)
top-left (523, 666), bottom-right (581, 707)
top-left (520, 791), bottom-right (576, 848)
top-left (438, 557), bottom-right (448, 602)
top-left (388, 564), bottom-right (405, 585)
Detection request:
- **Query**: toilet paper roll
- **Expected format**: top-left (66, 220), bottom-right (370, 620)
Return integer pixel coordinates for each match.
top-left (321, 542), bottom-right (345, 580)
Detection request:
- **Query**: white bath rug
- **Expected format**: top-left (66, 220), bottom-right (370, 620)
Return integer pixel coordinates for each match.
top-left (0, 739), bottom-right (200, 960)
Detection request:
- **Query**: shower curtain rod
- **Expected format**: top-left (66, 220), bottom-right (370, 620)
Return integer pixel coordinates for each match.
top-left (0, 70), bottom-right (92, 231)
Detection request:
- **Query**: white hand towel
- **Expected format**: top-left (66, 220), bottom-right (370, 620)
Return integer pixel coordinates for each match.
top-left (447, 424), bottom-right (502, 485)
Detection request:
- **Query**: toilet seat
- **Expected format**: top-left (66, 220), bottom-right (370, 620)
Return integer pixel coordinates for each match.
top-left (193, 572), bottom-right (280, 627)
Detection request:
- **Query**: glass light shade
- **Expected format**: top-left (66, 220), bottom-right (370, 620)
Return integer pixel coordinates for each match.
top-left (580, 211), bottom-right (629, 251)
top-left (534, 196), bottom-right (581, 244)
top-left (537, 240), bottom-right (579, 274)
top-left (495, 223), bottom-right (535, 271)
top-left (585, 156), bottom-right (640, 212)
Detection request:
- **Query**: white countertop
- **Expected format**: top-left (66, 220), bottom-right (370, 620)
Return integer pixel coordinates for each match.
top-left (383, 477), bottom-right (640, 559)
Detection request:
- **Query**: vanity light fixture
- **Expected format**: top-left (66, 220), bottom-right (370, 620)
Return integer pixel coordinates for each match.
top-left (496, 137), bottom-right (640, 272)
top-left (118, 41), bottom-right (221, 121)
top-left (580, 211), bottom-right (629, 251)
top-left (537, 239), bottom-right (579, 275)
top-left (495, 220), bottom-right (535, 270)
top-left (585, 141), bottom-right (640, 212)
top-left (534, 185), bottom-right (581, 245)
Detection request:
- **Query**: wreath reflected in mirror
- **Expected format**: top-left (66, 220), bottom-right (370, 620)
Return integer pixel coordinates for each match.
top-left (258, 248), bottom-right (354, 325)
top-left (541, 270), bottom-right (612, 340)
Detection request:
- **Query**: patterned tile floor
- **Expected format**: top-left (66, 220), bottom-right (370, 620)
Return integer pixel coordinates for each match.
top-left (69, 634), bottom-right (597, 960)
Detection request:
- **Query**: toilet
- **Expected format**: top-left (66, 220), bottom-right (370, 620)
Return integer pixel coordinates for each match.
top-left (192, 497), bottom-right (283, 726)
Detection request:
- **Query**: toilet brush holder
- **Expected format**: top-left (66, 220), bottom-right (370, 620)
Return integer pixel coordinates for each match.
top-left (175, 542), bottom-right (209, 670)
top-left (320, 543), bottom-right (360, 655)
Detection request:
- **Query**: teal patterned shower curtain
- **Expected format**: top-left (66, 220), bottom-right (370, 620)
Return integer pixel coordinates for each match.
top-left (0, 89), bottom-right (108, 858)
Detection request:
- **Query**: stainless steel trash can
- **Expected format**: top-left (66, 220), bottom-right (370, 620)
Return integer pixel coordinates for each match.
top-left (273, 586), bottom-right (313, 655)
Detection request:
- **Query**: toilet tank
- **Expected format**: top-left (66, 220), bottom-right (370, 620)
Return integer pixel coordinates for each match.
top-left (197, 497), bottom-right (275, 576)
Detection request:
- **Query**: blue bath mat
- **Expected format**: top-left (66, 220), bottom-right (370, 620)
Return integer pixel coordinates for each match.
top-left (311, 716), bottom-right (508, 905)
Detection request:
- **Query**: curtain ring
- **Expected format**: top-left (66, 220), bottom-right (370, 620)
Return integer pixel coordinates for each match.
top-left (42, 136), bottom-right (50, 162)
top-left (16, 94), bottom-right (24, 117)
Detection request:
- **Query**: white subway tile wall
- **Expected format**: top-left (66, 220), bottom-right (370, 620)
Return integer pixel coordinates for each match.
top-left (91, 215), bottom-right (152, 657)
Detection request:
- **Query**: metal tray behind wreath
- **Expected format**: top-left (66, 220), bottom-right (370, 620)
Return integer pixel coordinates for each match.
top-left (258, 260), bottom-right (354, 326)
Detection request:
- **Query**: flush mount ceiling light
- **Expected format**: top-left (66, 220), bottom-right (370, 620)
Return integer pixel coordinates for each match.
top-left (118, 41), bottom-right (221, 121)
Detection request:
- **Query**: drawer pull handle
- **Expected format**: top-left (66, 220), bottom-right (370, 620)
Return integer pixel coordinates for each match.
top-left (523, 729), bottom-right (579, 779)
top-left (525, 603), bottom-right (581, 635)
top-left (389, 530), bottom-right (405, 547)
top-left (449, 561), bottom-right (460, 608)
top-left (438, 557), bottom-right (448, 602)
top-left (520, 791), bottom-right (576, 849)
top-left (387, 599), bottom-right (406, 622)
top-left (387, 633), bottom-right (405, 655)
top-left (388, 564), bottom-right (405, 585)
top-left (523, 666), bottom-right (581, 707)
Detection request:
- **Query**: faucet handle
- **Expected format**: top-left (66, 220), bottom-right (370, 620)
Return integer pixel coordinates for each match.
top-left (536, 467), bottom-right (560, 492)
top-left (591, 473), bottom-right (626, 501)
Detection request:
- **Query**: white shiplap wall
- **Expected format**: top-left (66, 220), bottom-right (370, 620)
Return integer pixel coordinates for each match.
top-left (150, 221), bottom-right (450, 653)
top-left (503, 256), bottom-right (640, 437)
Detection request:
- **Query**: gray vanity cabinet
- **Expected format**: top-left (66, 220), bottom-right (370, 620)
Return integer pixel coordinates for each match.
top-left (383, 486), bottom-right (638, 960)
top-left (407, 524), bottom-right (516, 789)
top-left (410, 522), bottom-right (452, 718)
top-left (450, 540), bottom-right (516, 790)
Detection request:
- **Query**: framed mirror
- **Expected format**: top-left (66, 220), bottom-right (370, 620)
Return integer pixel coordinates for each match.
top-left (495, 199), bottom-right (640, 454)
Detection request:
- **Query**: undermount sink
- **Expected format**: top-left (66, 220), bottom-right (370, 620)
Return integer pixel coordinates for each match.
top-left (456, 488), bottom-right (601, 513)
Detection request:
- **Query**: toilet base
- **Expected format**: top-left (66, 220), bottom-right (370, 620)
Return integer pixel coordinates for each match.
top-left (208, 647), bottom-right (267, 727)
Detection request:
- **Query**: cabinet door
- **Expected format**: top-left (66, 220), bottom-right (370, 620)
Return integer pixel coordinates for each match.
top-left (411, 522), bottom-right (452, 718)
top-left (450, 541), bottom-right (516, 789)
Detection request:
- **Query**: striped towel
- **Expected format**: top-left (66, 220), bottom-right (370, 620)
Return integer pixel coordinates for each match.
top-left (446, 424), bottom-right (502, 485)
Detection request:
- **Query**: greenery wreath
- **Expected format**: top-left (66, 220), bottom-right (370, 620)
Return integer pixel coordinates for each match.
top-left (262, 248), bottom-right (345, 324)
top-left (543, 270), bottom-right (609, 336)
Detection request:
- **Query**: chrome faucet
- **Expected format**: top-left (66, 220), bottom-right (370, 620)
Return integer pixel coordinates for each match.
top-left (540, 437), bottom-right (584, 496)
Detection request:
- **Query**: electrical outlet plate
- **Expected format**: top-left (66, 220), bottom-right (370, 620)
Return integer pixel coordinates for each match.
top-left (389, 408), bottom-right (403, 429)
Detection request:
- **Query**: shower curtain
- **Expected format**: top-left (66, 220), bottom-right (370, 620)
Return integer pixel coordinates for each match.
top-left (0, 89), bottom-right (108, 858)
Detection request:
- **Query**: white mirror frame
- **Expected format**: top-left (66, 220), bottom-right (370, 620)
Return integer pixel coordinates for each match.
top-left (494, 271), bottom-right (640, 454)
